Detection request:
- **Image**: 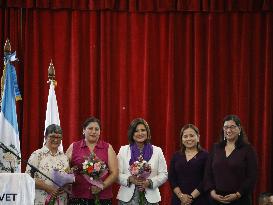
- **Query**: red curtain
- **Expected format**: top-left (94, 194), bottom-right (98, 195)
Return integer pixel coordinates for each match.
top-left (3, 0), bottom-right (273, 11)
top-left (1, 4), bottom-right (273, 205)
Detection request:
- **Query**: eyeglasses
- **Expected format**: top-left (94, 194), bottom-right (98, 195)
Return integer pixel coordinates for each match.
top-left (48, 134), bottom-right (63, 140)
top-left (223, 125), bottom-right (238, 131)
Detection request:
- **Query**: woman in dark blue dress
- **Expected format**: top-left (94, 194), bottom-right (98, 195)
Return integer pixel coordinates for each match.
top-left (169, 124), bottom-right (209, 205)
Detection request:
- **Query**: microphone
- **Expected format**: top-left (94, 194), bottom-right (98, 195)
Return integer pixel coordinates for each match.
top-left (0, 141), bottom-right (72, 195)
top-left (0, 141), bottom-right (9, 151)
top-left (0, 142), bottom-right (20, 159)
top-left (0, 142), bottom-right (18, 172)
top-left (30, 166), bottom-right (37, 178)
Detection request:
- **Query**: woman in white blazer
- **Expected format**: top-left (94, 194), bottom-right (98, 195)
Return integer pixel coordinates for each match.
top-left (117, 118), bottom-right (168, 205)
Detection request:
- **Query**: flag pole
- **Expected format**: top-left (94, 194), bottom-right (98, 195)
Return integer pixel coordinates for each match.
top-left (44, 60), bottom-right (63, 151)
top-left (48, 59), bottom-right (56, 85)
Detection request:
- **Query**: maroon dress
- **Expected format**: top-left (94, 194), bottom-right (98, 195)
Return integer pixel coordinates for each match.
top-left (168, 150), bottom-right (209, 205)
top-left (204, 143), bottom-right (258, 205)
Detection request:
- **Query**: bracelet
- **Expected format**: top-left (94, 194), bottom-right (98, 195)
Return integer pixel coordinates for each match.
top-left (177, 192), bottom-right (183, 199)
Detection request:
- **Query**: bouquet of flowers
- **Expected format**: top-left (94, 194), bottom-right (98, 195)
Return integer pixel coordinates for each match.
top-left (45, 167), bottom-right (75, 205)
top-left (45, 194), bottom-right (60, 205)
top-left (82, 152), bottom-right (108, 205)
top-left (129, 155), bottom-right (152, 205)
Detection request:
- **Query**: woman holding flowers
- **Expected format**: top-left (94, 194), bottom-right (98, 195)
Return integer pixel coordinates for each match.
top-left (26, 124), bottom-right (72, 205)
top-left (66, 117), bottom-right (118, 205)
top-left (117, 118), bottom-right (168, 205)
top-left (168, 124), bottom-right (209, 205)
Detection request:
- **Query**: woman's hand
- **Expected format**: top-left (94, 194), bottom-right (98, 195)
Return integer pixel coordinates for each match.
top-left (223, 192), bottom-right (241, 202)
top-left (91, 185), bottom-right (103, 195)
top-left (178, 193), bottom-right (193, 205)
top-left (128, 176), bottom-right (138, 185)
top-left (45, 185), bottom-right (60, 198)
top-left (128, 176), bottom-right (149, 191)
top-left (141, 179), bottom-right (151, 189)
top-left (129, 176), bottom-right (145, 191)
top-left (137, 179), bottom-right (150, 191)
top-left (210, 190), bottom-right (230, 204)
top-left (57, 187), bottom-right (65, 195)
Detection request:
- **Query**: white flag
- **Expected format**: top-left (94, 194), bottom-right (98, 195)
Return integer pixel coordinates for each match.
top-left (44, 80), bottom-right (63, 151)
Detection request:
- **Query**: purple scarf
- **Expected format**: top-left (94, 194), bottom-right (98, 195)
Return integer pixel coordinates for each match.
top-left (129, 143), bottom-right (153, 165)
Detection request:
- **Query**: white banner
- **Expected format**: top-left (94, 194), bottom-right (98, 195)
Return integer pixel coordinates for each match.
top-left (0, 173), bottom-right (35, 205)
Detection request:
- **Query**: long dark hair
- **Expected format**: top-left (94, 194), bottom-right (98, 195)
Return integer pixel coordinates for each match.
top-left (128, 118), bottom-right (151, 144)
top-left (180, 124), bottom-right (202, 153)
top-left (219, 114), bottom-right (249, 148)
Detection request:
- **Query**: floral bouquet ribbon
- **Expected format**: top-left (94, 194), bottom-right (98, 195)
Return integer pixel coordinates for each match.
top-left (129, 155), bottom-right (152, 205)
top-left (82, 152), bottom-right (109, 205)
top-left (45, 169), bottom-right (75, 205)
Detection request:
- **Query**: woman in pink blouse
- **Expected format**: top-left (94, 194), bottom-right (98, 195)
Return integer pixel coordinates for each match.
top-left (66, 117), bottom-right (118, 205)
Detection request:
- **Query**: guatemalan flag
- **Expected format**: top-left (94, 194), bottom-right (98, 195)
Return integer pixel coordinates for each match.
top-left (0, 51), bottom-right (22, 173)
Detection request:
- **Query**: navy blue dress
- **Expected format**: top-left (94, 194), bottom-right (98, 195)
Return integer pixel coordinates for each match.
top-left (168, 150), bottom-right (209, 205)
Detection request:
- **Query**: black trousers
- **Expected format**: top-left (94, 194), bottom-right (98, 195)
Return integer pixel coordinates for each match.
top-left (68, 198), bottom-right (112, 205)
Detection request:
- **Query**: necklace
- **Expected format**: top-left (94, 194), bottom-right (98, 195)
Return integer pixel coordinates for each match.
top-left (185, 150), bottom-right (198, 161)
top-left (185, 150), bottom-right (198, 158)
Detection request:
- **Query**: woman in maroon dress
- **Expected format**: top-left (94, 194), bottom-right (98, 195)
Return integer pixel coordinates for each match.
top-left (205, 115), bottom-right (258, 205)
top-left (66, 117), bottom-right (118, 205)
top-left (169, 124), bottom-right (209, 205)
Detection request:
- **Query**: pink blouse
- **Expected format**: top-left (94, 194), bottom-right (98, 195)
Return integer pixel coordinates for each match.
top-left (70, 139), bottom-right (112, 199)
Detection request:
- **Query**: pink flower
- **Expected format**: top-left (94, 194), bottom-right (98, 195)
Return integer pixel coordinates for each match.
top-left (129, 155), bottom-right (151, 179)
top-left (82, 152), bottom-right (108, 180)
top-left (131, 166), bottom-right (139, 175)
top-left (94, 162), bottom-right (101, 172)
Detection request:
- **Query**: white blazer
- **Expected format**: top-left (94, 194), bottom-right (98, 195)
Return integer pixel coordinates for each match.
top-left (117, 145), bottom-right (168, 203)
